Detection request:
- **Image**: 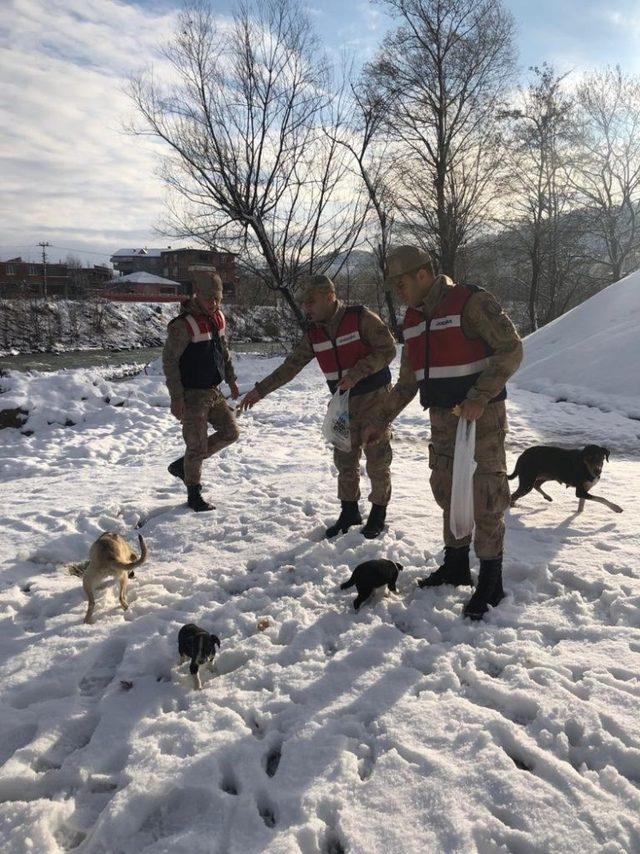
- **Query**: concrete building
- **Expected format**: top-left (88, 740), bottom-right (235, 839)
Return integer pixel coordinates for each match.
top-left (109, 248), bottom-right (168, 277)
top-left (110, 247), bottom-right (238, 298)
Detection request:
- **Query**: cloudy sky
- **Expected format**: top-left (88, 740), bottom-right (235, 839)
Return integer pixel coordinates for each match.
top-left (2, 0), bottom-right (640, 267)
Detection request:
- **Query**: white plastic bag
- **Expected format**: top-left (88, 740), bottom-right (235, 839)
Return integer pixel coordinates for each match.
top-left (322, 389), bottom-right (351, 452)
top-left (450, 417), bottom-right (477, 540)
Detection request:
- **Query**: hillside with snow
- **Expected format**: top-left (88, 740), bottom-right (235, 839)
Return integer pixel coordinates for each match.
top-left (514, 269), bottom-right (640, 418)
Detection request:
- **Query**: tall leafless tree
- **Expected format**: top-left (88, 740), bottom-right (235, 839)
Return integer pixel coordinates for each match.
top-left (129, 0), bottom-right (367, 328)
top-left (500, 65), bottom-right (592, 332)
top-left (574, 66), bottom-right (640, 284)
top-left (368, 0), bottom-right (515, 278)
top-left (329, 78), bottom-right (400, 336)
top-left (65, 254), bottom-right (84, 300)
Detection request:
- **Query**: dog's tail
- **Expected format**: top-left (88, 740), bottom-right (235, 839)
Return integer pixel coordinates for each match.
top-left (340, 573), bottom-right (356, 590)
top-left (67, 561), bottom-right (88, 577)
top-left (131, 534), bottom-right (147, 568)
top-left (507, 462), bottom-right (520, 480)
top-left (129, 534), bottom-right (147, 578)
top-left (114, 534), bottom-right (147, 579)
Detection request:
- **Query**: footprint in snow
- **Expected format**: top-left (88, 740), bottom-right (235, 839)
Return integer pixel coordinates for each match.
top-left (263, 742), bottom-right (282, 777)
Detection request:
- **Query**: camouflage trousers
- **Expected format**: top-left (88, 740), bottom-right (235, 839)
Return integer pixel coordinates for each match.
top-left (333, 386), bottom-right (392, 507)
top-left (182, 387), bottom-right (240, 486)
top-left (428, 401), bottom-right (511, 559)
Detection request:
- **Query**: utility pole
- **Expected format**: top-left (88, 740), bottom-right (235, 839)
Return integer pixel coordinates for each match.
top-left (38, 241), bottom-right (50, 297)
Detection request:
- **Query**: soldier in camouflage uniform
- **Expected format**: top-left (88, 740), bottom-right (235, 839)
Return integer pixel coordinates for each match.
top-left (364, 246), bottom-right (523, 619)
top-left (162, 266), bottom-right (240, 512)
top-left (240, 275), bottom-right (396, 539)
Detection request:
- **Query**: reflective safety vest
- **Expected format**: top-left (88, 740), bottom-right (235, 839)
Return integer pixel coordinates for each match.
top-left (178, 311), bottom-right (226, 390)
top-left (307, 305), bottom-right (391, 397)
top-left (402, 284), bottom-right (506, 409)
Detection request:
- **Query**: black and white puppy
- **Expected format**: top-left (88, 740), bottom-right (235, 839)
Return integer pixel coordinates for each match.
top-left (508, 444), bottom-right (622, 514)
top-left (341, 559), bottom-right (403, 611)
top-left (178, 623), bottom-right (221, 690)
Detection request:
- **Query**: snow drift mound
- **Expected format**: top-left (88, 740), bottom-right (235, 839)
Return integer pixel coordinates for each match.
top-left (514, 269), bottom-right (640, 418)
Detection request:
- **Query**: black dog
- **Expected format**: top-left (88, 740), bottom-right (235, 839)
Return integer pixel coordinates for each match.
top-left (178, 623), bottom-right (221, 690)
top-left (341, 559), bottom-right (403, 611)
top-left (508, 445), bottom-right (622, 514)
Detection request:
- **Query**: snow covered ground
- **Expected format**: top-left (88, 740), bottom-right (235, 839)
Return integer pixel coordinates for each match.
top-left (1, 354), bottom-right (639, 853)
top-left (515, 269), bottom-right (640, 419)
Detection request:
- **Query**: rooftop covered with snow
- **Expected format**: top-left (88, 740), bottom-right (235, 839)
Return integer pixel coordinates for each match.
top-left (110, 248), bottom-right (168, 259)
top-left (106, 271), bottom-right (180, 286)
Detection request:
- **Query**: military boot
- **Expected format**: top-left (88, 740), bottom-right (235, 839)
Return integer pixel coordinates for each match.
top-left (168, 456), bottom-right (185, 481)
top-left (418, 546), bottom-right (472, 588)
top-left (361, 504), bottom-right (387, 539)
top-left (187, 484), bottom-right (215, 513)
top-left (325, 501), bottom-right (362, 538)
top-left (463, 556), bottom-right (505, 621)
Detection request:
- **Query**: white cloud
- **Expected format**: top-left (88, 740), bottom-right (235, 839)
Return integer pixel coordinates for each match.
top-left (0, 0), bottom-right (180, 264)
top-left (601, 7), bottom-right (640, 36)
top-left (357, 1), bottom-right (381, 31)
top-left (0, 0), bottom-right (389, 264)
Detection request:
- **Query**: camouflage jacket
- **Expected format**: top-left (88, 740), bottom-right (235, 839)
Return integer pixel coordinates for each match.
top-left (162, 298), bottom-right (237, 403)
top-left (379, 275), bottom-right (523, 424)
top-left (255, 300), bottom-right (396, 399)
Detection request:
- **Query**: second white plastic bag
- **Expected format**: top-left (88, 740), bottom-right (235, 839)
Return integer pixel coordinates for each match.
top-left (450, 417), bottom-right (477, 540)
top-left (322, 389), bottom-right (351, 452)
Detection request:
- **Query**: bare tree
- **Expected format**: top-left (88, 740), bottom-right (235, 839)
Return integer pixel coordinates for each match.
top-left (329, 78), bottom-right (400, 336)
top-left (500, 65), bottom-right (592, 332)
top-left (130, 0), bottom-right (367, 328)
top-left (368, 0), bottom-right (515, 278)
top-left (65, 254), bottom-right (84, 300)
top-left (574, 66), bottom-right (640, 284)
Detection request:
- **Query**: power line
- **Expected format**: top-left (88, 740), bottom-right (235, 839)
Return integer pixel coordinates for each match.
top-left (0, 243), bottom-right (114, 260)
top-left (38, 242), bottom-right (50, 297)
top-left (46, 244), bottom-right (114, 258)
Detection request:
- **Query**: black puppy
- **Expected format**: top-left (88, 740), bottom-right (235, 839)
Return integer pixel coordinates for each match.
top-left (178, 623), bottom-right (221, 690)
top-left (341, 559), bottom-right (403, 611)
top-left (508, 445), bottom-right (622, 514)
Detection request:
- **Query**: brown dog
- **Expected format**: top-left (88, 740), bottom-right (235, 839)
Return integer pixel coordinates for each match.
top-left (73, 533), bottom-right (147, 623)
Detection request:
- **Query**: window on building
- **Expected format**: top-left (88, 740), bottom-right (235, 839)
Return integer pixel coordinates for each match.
top-left (7, 264), bottom-right (15, 275)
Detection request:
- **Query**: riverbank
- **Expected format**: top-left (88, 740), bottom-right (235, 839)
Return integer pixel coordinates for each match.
top-left (0, 298), bottom-right (285, 361)
top-left (0, 341), bottom-right (286, 375)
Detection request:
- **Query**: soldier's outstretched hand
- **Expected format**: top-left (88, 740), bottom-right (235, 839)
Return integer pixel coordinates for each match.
top-left (239, 387), bottom-right (261, 412)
